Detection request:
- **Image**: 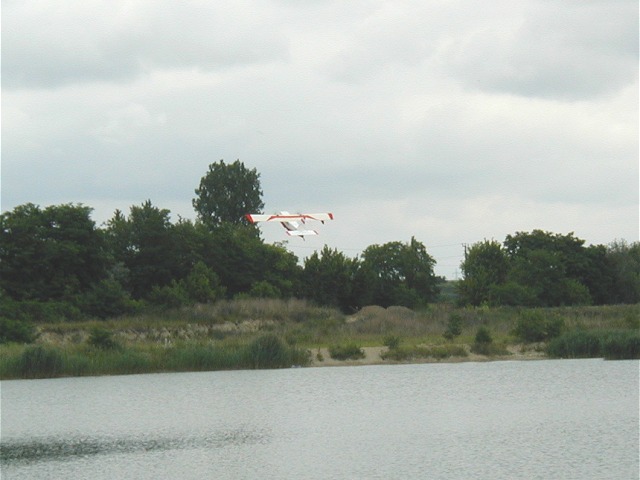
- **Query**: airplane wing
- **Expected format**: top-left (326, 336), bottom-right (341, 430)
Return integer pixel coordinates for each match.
top-left (245, 213), bottom-right (334, 223)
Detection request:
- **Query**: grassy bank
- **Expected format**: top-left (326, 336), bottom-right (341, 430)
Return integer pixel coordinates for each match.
top-left (1, 300), bottom-right (638, 379)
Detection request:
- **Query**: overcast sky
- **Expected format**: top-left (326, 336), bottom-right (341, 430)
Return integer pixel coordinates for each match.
top-left (3, 0), bottom-right (638, 279)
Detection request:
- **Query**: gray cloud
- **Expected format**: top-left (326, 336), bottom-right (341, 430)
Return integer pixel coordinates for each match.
top-left (2, 0), bottom-right (637, 279)
top-left (2, 1), bottom-right (289, 89)
top-left (442, 0), bottom-right (638, 99)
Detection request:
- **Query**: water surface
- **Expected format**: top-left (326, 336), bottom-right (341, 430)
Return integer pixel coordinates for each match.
top-left (2, 359), bottom-right (638, 479)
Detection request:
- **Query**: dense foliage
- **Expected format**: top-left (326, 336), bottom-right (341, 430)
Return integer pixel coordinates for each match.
top-left (0, 161), bottom-right (637, 328)
top-left (457, 232), bottom-right (639, 307)
top-left (193, 159), bottom-right (264, 230)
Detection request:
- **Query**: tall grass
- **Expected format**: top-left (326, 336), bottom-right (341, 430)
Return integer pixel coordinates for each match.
top-left (0, 334), bottom-right (310, 379)
top-left (547, 330), bottom-right (640, 359)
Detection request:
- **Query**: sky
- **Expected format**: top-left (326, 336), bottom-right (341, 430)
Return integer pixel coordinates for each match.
top-left (2, 0), bottom-right (638, 279)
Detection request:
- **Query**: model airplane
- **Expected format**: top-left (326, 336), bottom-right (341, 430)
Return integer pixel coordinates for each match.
top-left (245, 211), bottom-right (334, 238)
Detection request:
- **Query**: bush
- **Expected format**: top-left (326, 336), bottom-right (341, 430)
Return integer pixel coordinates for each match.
top-left (248, 334), bottom-right (309, 368)
top-left (80, 278), bottom-right (139, 319)
top-left (164, 345), bottom-right (245, 371)
top-left (383, 335), bottom-right (401, 350)
top-left (443, 314), bottom-right (463, 340)
top-left (0, 317), bottom-right (37, 344)
top-left (17, 345), bottom-right (65, 378)
top-left (248, 281), bottom-right (281, 299)
top-left (328, 343), bottom-right (365, 360)
top-left (546, 330), bottom-right (601, 358)
top-left (601, 331), bottom-right (640, 360)
top-left (429, 345), bottom-right (468, 359)
top-left (514, 311), bottom-right (565, 343)
top-left (474, 326), bottom-right (493, 345)
top-left (88, 327), bottom-right (120, 350)
top-left (149, 281), bottom-right (189, 309)
top-left (470, 327), bottom-right (508, 355)
top-left (0, 299), bottom-right (81, 323)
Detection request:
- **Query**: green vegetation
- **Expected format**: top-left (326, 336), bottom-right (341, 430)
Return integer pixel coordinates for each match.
top-left (328, 344), bottom-right (365, 360)
top-left (457, 233), bottom-right (639, 307)
top-left (0, 317), bottom-right (36, 344)
top-left (1, 160), bottom-right (638, 379)
top-left (381, 344), bottom-right (468, 361)
top-left (547, 330), bottom-right (640, 360)
top-left (0, 301), bottom-right (636, 379)
top-left (513, 310), bottom-right (564, 343)
top-left (443, 313), bottom-right (463, 340)
top-left (470, 326), bottom-right (509, 356)
top-left (1, 161), bottom-right (637, 327)
top-left (88, 327), bottom-right (120, 350)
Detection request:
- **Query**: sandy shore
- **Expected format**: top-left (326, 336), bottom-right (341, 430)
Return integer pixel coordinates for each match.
top-left (308, 345), bottom-right (546, 368)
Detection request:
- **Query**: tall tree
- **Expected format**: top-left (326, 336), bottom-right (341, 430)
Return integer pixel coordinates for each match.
top-left (606, 240), bottom-right (640, 304)
top-left (457, 239), bottom-right (509, 306)
top-left (105, 201), bottom-right (185, 299)
top-left (359, 237), bottom-right (438, 308)
top-left (0, 203), bottom-right (107, 302)
top-left (193, 159), bottom-right (264, 229)
top-left (302, 246), bottom-right (358, 312)
top-left (504, 230), bottom-right (593, 306)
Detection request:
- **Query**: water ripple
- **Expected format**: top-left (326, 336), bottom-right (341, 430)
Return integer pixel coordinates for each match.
top-left (1, 427), bottom-right (270, 465)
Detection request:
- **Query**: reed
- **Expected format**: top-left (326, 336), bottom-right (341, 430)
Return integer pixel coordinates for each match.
top-left (546, 330), bottom-right (640, 359)
top-left (0, 333), bottom-right (311, 379)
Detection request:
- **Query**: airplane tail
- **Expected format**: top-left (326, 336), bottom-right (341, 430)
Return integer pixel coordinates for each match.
top-left (286, 230), bottom-right (318, 237)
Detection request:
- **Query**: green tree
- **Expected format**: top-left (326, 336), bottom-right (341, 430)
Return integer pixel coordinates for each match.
top-left (606, 240), bottom-right (640, 304)
top-left (504, 231), bottom-right (593, 306)
top-left (196, 223), bottom-right (301, 298)
top-left (358, 237), bottom-right (438, 308)
top-left (104, 201), bottom-right (185, 299)
top-left (0, 203), bottom-right (107, 302)
top-left (457, 239), bottom-right (508, 306)
top-left (148, 261), bottom-right (226, 308)
top-left (193, 159), bottom-right (264, 229)
top-left (302, 246), bottom-right (358, 312)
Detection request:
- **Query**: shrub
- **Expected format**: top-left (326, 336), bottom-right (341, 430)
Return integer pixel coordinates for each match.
top-left (149, 282), bottom-right (189, 309)
top-left (383, 335), bottom-right (401, 350)
top-left (0, 300), bottom-right (81, 323)
top-left (470, 327), bottom-right (508, 355)
top-left (88, 327), bottom-right (120, 350)
top-left (601, 331), bottom-right (640, 360)
top-left (546, 330), bottom-right (601, 358)
top-left (248, 281), bottom-right (282, 299)
top-left (17, 345), bottom-right (65, 378)
top-left (429, 345), bottom-right (468, 359)
top-left (80, 278), bottom-right (139, 319)
top-left (248, 334), bottom-right (309, 368)
top-left (328, 343), bottom-right (365, 360)
top-left (0, 317), bottom-right (37, 344)
top-left (474, 326), bottom-right (493, 345)
top-left (514, 310), bottom-right (564, 342)
top-left (443, 313), bottom-right (463, 340)
top-left (164, 344), bottom-right (245, 371)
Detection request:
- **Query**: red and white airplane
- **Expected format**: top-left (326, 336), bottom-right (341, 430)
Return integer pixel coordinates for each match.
top-left (245, 211), bottom-right (334, 238)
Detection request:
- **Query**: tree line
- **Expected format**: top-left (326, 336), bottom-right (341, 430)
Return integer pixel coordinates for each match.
top-left (1, 160), bottom-right (637, 323)
top-left (457, 233), bottom-right (639, 307)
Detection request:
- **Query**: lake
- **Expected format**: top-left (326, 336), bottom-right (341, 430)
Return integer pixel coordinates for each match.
top-left (1, 359), bottom-right (638, 479)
